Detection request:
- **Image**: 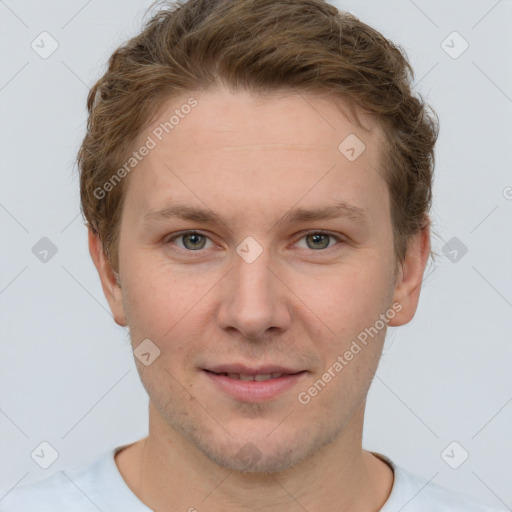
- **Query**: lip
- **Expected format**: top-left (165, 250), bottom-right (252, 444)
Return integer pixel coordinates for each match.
top-left (203, 368), bottom-right (308, 402)
top-left (205, 363), bottom-right (303, 375)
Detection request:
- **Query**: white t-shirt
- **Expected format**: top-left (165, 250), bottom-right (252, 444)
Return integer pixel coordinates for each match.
top-left (0, 446), bottom-right (506, 511)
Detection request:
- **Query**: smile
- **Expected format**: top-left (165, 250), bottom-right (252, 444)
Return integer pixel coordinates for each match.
top-left (211, 372), bottom-right (287, 381)
top-left (203, 369), bottom-right (308, 402)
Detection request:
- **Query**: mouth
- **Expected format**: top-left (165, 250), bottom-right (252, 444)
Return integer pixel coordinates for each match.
top-left (202, 365), bottom-right (308, 402)
top-left (205, 370), bottom-right (299, 381)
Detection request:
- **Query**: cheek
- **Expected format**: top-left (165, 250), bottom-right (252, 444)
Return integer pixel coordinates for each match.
top-left (120, 256), bottom-right (215, 346)
top-left (293, 257), bottom-right (392, 331)
top-left (122, 270), bottom-right (206, 386)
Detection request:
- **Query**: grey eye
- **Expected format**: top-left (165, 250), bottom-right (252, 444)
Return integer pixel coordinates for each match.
top-left (180, 232), bottom-right (208, 250)
top-left (303, 233), bottom-right (336, 250)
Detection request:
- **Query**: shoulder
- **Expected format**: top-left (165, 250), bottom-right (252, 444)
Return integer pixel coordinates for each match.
top-left (0, 445), bottom-right (147, 512)
top-left (395, 470), bottom-right (506, 512)
top-left (0, 457), bottom-right (105, 512)
top-left (371, 451), bottom-right (508, 512)
top-left (0, 467), bottom-right (96, 511)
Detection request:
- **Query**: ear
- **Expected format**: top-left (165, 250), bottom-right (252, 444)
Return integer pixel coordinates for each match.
top-left (88, 228), bottom-right (127, 326)
top-left (387, 222), bottom-right (431, 327)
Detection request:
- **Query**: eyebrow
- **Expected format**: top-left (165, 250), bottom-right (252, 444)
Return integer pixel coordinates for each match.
top-left (143, 201), bottom-right (369, 231)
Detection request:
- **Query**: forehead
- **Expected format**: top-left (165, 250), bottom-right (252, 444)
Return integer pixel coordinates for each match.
top-left (143, 87), bottom-right (380, 152)
top-left (124, 87), bottom-right (387, 223)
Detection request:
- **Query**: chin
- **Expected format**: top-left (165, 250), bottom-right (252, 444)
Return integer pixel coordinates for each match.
top-left (200, 441), bottom-right (304, 474)
top-left (188, 424), bottom-right (330, 475)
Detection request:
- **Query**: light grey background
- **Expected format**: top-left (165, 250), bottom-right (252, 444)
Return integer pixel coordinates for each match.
top-left (1, 0), bottom-right (511, 508)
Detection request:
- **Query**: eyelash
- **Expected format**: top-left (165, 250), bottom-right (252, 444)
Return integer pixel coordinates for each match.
top-left (164, 230), bottom-right (345, 254)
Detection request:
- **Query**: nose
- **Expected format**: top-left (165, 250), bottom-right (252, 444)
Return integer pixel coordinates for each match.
top-left (216, 244), bottom-right (293, 340)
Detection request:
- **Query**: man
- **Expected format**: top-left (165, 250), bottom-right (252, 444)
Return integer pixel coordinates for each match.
top-left (0, 0), bottom-right (506, 510)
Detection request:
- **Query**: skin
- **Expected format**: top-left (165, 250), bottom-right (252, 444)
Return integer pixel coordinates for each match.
top-left (89, 86), bottom-right (431, 511)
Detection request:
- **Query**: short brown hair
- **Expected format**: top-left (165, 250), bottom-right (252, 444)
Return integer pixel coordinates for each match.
top-left (78, 0), bottom-right (439, 272)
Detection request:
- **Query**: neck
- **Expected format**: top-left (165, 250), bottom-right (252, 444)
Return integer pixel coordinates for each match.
top-left (116, 403), bottom-right (394, 511)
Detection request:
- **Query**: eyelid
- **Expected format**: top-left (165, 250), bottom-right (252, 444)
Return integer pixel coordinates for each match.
top-left (165, 230), bottom-right (215, 247)
top-left (293, 230), bottom-right (345, 250)
top-left (164, 229), bottom-right (345, 252)
top-left (294, 229), bottom-right (345, 242)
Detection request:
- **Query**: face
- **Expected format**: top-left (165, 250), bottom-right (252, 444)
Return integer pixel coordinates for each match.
top-left (91, 86), bottom-right (429, 473)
